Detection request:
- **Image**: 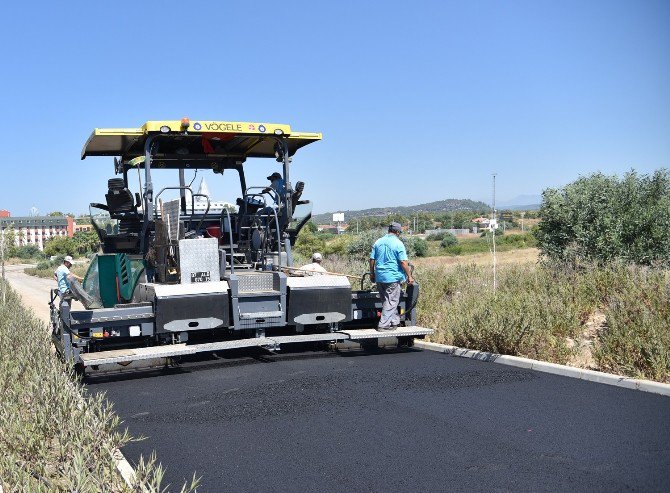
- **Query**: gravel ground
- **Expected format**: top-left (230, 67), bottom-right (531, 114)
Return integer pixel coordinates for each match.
top-left (3, 263), bottom-right (84, 324)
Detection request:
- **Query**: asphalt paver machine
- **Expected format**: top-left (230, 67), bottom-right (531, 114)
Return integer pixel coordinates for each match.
top-left (50, 119), bottom-right (432, 374)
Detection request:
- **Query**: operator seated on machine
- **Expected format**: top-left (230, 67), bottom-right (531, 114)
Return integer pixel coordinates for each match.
top-left (260, 171), bottom-right (288, 226)
top-left (54, 256), bottom-right (83, 297)
top-left (261, 172), bottom-right (285, 203)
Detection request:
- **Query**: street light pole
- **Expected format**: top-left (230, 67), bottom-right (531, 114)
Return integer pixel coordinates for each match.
top-left (492, 173), bottom-right (497, 292)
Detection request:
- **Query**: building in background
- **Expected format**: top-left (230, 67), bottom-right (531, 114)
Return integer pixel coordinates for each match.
top-left (0, 210), bottom-right (10, 218)
top-left (184, 177), bottom-right (236, 213)
top-left (0, 215), bottom-right (74, 251)
top-left (74, 223), bottom-right (93, 233)
top-left (317, 224), bottom-right (348, 234)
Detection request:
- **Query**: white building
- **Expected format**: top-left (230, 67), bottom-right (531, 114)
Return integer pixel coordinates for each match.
top-left (185, 178), bottom-right (236, 214)
top-left (0, 216), bottom-right (74, 251)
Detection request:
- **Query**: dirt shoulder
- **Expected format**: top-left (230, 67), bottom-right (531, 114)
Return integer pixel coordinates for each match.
top-left (2, 264), bottom-right (84, 324)
top-left (413, 247), bottom-right (539, 268)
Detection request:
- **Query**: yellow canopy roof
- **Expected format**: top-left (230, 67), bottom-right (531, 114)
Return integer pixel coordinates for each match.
top-left (81, 120), bottom-right (322, 160)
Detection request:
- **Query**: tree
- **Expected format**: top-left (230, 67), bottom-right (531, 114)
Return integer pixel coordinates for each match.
top-left (0, 226), bottom-right (17, 258)
top-left (294, 228), bottom-right (326, 258)
top-left (536, 169), bottom-right (670, 266)
top-left (47, 211), bottom-right (64, 217)
top-left (43, 236), bottom-right (77, 257)
top-left (73, 231), bottom-right (100, 255)
top-left (14, 245), bottom-right (42, 259)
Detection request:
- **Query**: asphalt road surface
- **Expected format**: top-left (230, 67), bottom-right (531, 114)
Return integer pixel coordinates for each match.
top-left (91, 348), bottom-right (670, 492)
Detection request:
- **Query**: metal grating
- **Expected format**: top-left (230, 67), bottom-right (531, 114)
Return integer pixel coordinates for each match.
top-left (238, 272), bottom-right (276, 293)
top-left (238, 316), bottom-right (283, 330)
top-left (179, 238), bottom-right (220, 284)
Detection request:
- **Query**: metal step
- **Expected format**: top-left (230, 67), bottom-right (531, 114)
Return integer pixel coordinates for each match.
top-left (239, 310), bottom-right (283, 319)
top-left (78, 326), bottom-right (434, 367)
top-left (339, 327), bottom-right (434, 339)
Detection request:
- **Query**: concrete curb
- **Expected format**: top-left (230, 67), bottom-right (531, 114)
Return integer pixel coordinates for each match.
top-left (111, 447), bottom-right (137, 489)
top-left (70, 385), bottom-right (137, 489)
top-left (415, 340), bottom-right (670, 397)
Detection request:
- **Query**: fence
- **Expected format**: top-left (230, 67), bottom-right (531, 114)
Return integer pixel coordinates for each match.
top-left (425, 228), bottom-right (474, 236)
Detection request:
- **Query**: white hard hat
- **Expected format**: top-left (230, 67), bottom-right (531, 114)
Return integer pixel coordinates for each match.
top-left (64, 255), bottom-right (74, 264)
top-left (312, 252), bottom-right (323, 262)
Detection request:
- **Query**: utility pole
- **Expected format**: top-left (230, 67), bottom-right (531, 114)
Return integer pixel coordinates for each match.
top-left (492, 173), bottom-right (497, 292)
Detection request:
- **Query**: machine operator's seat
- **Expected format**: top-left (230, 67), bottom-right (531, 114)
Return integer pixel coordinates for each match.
top-left (105, 178), bottom-right (136, 214)
top-left (99, 178), bottom-right (142, 253)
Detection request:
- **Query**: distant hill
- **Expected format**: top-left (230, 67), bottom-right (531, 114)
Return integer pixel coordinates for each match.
top-left (312, 198), bottom-right (491, 224)
top-left (503, 203), bottom-right (541, 211)
top-left (497, 194), bottom-right (542, 210)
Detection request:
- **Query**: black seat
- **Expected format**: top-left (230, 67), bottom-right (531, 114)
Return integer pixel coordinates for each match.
top-left (292, 181), bottom-right (306, 211)
top-left (100, 179), bottom-right (142, 254)
top-left (105, 188), bottom-right (136, 217)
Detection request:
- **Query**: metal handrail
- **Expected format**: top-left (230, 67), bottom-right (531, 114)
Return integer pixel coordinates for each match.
top-left (189, 193), bottom-right (211, 236)
top-left (220, 208), bottom-right (236, 274)
top-left (243, 191), bottom-right (282, 266)
top-left (153, 186), bottom-right (194, 221)
top-left (246, 186), bottom-right (278, 205)
top-left (153, 186), bottom-right (211, 236)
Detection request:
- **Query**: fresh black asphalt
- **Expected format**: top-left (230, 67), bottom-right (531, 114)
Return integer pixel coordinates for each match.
top-left (90, 348), bottom-right (670, 492)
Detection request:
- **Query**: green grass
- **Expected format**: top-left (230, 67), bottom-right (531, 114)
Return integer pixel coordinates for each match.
top-left (594, 267), bottom-right (670, 381)
top-left (417, 262), bottom-right (670, 382)
top-left (325, 250), bottom-right (670, 382)
top-left (417, 263), bottom-right (585, 364)
top-left (0, 280), bottom-right (198, 492)
top-left (438, 232), bottom-right (538, 256)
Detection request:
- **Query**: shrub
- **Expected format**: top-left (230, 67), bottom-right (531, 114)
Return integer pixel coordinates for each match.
top-left (594, 268), bottom-right (670, 382)
top-left (418, 260), bottom-right (670, 382)
top-left (14, 245), bottom-right (44, 259)
top-left (426, 231), bottom-right (449, 241)
top-left (0, 281), bottom-right (200, 491)
top-left (294, 229), bottom-right (326, 258)
top-left (440, 233), bottom-right (458, 247)
top-left (346, 230), bottom-right (427, 259)
top-left (420, 264), bottom-right (584, 363)
top-left (323, 235), bottom-right (353, 256)
top-left (25, 257), bottom-right (89, 280)
top-left (480, 228), bottom-right (504, 238)
top-left (405, 237), bottom-right (428, 257)
top-left (346, 230), bottom-right (383, 258)
top-left (537, 169), bottom-right (670, 266)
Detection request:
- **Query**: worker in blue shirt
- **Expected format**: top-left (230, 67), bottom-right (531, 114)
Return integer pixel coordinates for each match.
top-left (369, 222), bottom-right (414, 330)
top-left (262, 172), bottom-right (286, 203)
top-left (53, 255), bottom-right (82, 296)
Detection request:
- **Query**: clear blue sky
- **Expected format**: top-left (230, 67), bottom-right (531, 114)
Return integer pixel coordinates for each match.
top-left (0, 0), bottom-right (668, 216)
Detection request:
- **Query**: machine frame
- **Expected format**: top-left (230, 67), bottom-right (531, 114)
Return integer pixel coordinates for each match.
top-left (51, 119), bottom-right (430, 374)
